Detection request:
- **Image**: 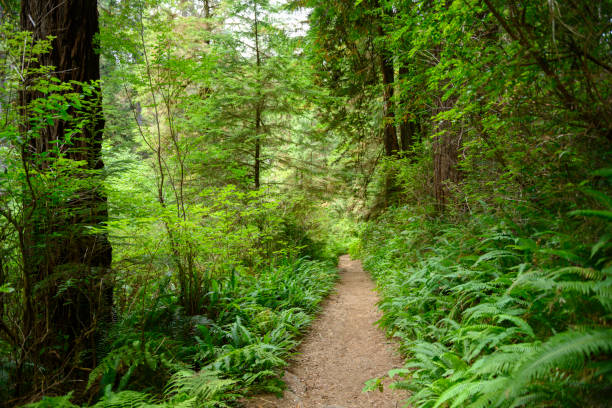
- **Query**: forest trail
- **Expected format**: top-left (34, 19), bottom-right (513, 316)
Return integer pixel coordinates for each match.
top-left (244, 255), bottom-right (406, 408)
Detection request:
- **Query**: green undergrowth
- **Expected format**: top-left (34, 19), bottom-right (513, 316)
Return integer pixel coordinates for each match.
top-left (26, 258), bottom-right (337, 408)
top-left (359, 199), bottom-right (612, 406)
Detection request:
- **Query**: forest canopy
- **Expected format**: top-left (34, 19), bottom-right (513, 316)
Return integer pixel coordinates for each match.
top-left (0, 0), bottom-right (610, 407)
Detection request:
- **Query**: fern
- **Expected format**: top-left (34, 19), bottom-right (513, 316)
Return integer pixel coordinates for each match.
top-left (88, 340), bottom-right (180, 392)
top-left (210, 343), bottom-right (286, 375)
top-left (91, 390), bottom-right (152, 408)
top-left (433, 378), bottom-right (506, 408)
top-left (164, 370), bottom-right (236, 407)
top-left (498, 329), bottom-right (612, 402)
top-left (24, 393), bottom-right (79, 408)
top-left (361, 207), bottom-right (612, 408)
top-left (569, 210), bottom-right (612, 221)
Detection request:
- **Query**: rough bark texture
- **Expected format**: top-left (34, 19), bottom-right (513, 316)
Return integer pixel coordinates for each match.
top-left (375, 2), bottom-right (401, 207)
top-left (254, 116), bottom-right (261, 189)
top-left (253, 1), bottom-right (262, 189)
top-left (379, 50), bottom-right (399, 157)
top-left (374, 0), bottom-right (399, 157)
top-left (18, 0), bottom-right (111, 397)
top-left (398, 66), bottom-right (418, 153)
top-left (433, 97), bottom-right (462, 213)
top-left (379, 52), bottom-right (401, 204)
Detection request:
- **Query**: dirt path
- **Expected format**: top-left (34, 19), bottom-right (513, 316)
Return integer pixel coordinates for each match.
top-left (244, 255), bottom-right (406, 408)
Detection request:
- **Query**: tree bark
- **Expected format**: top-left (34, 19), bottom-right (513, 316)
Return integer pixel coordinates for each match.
top-left (375, 0), bottom-right (400, 157)
top-left (398, 66), bottom-right (418, 153)
top-left (254, 0), bottom-right (262, 189)
top-left (375, 3), bottom-right (400, 205)
top-left (433, 96), bottom-right (462, 214)
top-left (255, 109), bottom-right (261, 189)
top-left (18, 0), bottom-right (111, 393)
top-left (379, 44), bottom-right (400, 157)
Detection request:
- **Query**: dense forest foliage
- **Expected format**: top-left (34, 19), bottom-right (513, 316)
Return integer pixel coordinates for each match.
top-left (0, 0), bottom-right (610, 407)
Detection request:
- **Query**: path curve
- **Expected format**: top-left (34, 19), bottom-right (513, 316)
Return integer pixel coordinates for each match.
top-left (244, 255), bottom-right (406, 408)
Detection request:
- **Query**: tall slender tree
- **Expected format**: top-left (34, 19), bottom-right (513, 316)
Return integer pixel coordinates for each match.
top-left (211, 0), bottom-right (292, 190)
top-left (253, 0), bottom-right (263, 189)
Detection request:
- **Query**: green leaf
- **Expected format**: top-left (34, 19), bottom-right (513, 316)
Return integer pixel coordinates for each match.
top-left (591, 234), bottom-right (611, 258)
top-left (569, 209), bottom-right (612, 221)
top-left (0, 283), bottom-right (14, 294)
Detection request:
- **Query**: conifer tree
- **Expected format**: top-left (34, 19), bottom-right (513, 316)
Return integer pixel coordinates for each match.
top-left (17, 0), bottom-right (111, 395)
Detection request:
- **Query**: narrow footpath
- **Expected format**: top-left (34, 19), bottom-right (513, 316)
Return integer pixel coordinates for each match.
top-left (245, 255), bottom-right (406, 408)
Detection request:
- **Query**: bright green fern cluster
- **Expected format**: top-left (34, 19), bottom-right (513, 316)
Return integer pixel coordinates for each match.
top-left (25, 258), bottom-right (336, 408)
top-left (361, 178), bottom-right (612, 407)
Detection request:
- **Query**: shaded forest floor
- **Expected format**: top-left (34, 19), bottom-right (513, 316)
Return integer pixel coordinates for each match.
top-left (244, 255), bottom-right (406, 408)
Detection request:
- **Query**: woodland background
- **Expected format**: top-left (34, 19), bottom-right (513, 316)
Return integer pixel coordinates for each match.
top-left (0, 0), bottom-right (610, 407)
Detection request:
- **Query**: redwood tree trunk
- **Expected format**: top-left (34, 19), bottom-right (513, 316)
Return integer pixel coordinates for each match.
top-left (379, 49), bottom-right (400, 157)
top-left (433, 96), bottom-right (462, 213)
top-left (398, 66), bottom-right (418, 153)
top-left (379, 50), bottom-right (401, 203)
top-left (18, 0), bottom-right (111, 395)
top-left (375, 2), bottom-right (400, 205)
top-left (375, 0), bottom-right (400, 157)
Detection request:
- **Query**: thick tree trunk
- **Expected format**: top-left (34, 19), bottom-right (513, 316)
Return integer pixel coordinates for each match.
top-left (398, 66), bottom-right (418, 153)
top-left (375, 0), bottom-right (400, 157)
top-left (433, 133), bottom-right (461, 212)
top-left (18, 0), bottom-right (111, 394)
top-left (399, 119), bottom-right (416, 152)
top-left (374, 2), bottom-right (401, 206)
top-left (379, 50), bottom-right (400, 203)
top-left (379, 50), bottom-right (400, 157)
top-left (433, 96), bottom-right (462, 213)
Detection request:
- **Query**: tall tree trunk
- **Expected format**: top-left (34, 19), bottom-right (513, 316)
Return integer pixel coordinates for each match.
top-left (379, 41), bottom-right (400, 203)
top-left (19, 0), bottom-right (111, 395)
top-left (374, 16), bottom-right (397, 208)
top-left (375, 0), bottom-right (400, 157)
top-left (433, 96), bottom-right (462, 214)
top-left (398, 66), bottom-right (418, 153)
top-left (379, 46), bottom-right (399, 156)
top-left (253, 0), bottom-right (262, 189)
top-left (374, 1), bottom-right (400, 206)
top-left (255, 108), bottom-right (261, 189)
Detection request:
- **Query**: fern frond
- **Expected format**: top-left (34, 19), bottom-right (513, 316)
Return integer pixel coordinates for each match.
top-left (517, 329), bottom-right (612, 378)
top-left (499, 329), bottom-right (612, 404)
top-left (569, 209), bottom-right (612, 221)
top-left (24, 393), bottom-right (79, 408)
top-left (165, 369), bottom-right (237, 407)
top-left (91, 390), bottom-right (152, 408)
top-left (473, 250), bottom-right (520, 267)
top-left (470, 351), bottom-right (520, 376)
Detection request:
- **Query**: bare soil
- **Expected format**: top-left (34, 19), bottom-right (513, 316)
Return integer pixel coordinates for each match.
top-left (243, 255), bottom-right (406, 408)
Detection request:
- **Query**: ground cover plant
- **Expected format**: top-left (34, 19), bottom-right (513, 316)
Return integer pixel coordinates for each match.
top-left (22, 257), bottom-right (337, 407)
top-left (358, 184), bottom-right (612, 407)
